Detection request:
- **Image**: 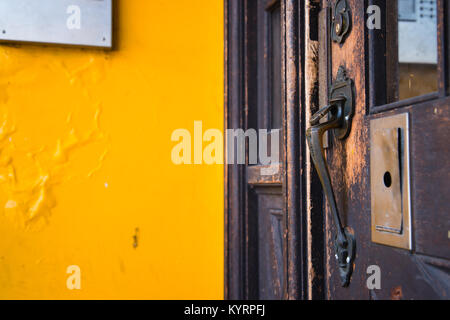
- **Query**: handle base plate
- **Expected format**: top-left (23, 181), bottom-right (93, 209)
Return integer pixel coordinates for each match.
top-left (334, 228), bottom-right (356, 287)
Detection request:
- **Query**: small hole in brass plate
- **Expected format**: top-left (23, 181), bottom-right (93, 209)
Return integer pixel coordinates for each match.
top-left (384, 172), bottom-right (392, 188)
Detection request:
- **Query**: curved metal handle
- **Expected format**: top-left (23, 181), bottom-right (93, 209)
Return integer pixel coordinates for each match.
top-left (306, 96), bottom-right (356, 287)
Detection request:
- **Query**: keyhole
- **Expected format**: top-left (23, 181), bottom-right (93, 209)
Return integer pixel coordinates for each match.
top-left (384, 172), bottom-right (392, 188)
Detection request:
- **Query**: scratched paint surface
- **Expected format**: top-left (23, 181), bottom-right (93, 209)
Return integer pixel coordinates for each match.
top-left (0, 1), bottom-right (223, 299)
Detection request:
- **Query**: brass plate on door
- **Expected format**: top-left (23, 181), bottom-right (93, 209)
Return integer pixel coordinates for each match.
top-left (370, 113), bottom-right (411, 250)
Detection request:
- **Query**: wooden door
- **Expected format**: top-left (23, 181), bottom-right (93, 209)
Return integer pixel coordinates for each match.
top-left (225, 0), bottom-right (305, 300)
top-left (316, 0), bottom-right (450, 299)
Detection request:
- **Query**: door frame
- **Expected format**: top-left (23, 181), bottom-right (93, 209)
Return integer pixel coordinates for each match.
top-left (224, 0), bottom-right (324, 300)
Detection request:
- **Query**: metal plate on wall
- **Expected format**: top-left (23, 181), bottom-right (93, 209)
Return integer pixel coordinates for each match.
top-left (0, 0), bottom-right (112, 48)
top-left (370, 113), bottom-right (412, 250)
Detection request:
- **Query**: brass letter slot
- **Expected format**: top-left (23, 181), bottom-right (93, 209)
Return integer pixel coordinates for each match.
top-left (370, 113), bottom-right (411, 250)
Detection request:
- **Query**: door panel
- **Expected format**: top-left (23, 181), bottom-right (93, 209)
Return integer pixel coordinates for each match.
top-left (253, 187), bottom-right (285, 300)
top-left (410, 99), bottom-right (450, 260)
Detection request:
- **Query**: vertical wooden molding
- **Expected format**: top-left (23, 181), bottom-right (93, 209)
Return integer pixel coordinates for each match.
top-left (224, 0), bottom-right (246, 300)
top-left (304, 0), bottom-right (325, 300)
top-left (285, 0), bottom-right (309, 300)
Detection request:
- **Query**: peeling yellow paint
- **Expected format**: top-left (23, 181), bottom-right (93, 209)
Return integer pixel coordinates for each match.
top-left (0, 107), bottom-right (108, 229)
top-left (0, 0), bottom-right (223, 299)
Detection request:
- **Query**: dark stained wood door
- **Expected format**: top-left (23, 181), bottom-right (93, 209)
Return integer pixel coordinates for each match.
top-left (240, 0), bottom-right (287, 300)
top-left (317, 0), bottom-right (450, 299)
top-left (225, 0), bottom-right (305, 300)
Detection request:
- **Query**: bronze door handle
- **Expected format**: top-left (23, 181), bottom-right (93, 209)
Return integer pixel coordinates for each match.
top-left (306, 67), bottom-right (356, 287)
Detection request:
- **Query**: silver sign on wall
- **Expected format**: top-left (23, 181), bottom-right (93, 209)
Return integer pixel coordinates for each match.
top-left (0, 0), bottom-right (112, 48)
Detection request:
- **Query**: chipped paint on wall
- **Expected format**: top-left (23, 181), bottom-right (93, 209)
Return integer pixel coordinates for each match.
top-left (0, 0), bottom-right (223, 299)
top-left (0, 104), bottom-right (109, 229)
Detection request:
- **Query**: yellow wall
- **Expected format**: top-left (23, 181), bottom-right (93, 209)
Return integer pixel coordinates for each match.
top-left (0, 0), bottom-right (223, 299)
